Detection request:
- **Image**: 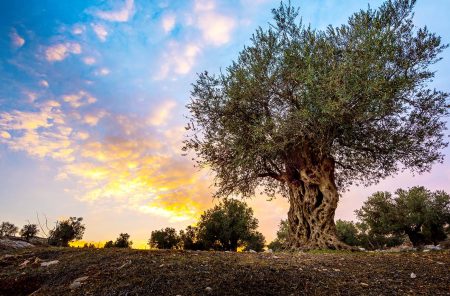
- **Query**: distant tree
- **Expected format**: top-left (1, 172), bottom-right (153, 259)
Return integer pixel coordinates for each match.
top-left (356, 187), bottom-right (450, 247)
top-left (104, 240), bottom-right (114, 248)
top-left (267, 220), bottom-right (289, 251)
top-left (184, 0), bottom-right (449, 249)
top-left (179, 226), bottom-right (204, 250)
top-left (197, 199), bottom-right (261, 251)
top-left (114, 233), bottom-right (133, 248)
top-left (244, 231), bottom-right (266, 252)
top-left (19, 224), bottom-right (39, 241)
top-left (0, 222), bottom-right (18, 237)
top-left (335, 220), bottom-right (403, 250)
top-left (335, 220), bottom-right (360, 246)
top-left (149, 228), bottom-right (181, 249)
top-left (83, 243), bottom-right (96, 248)
top-left (48, 217), bottom-right (85, 247)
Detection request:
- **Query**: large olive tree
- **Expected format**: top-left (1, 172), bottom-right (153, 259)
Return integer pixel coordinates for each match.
top-left (184, 0), bottom-right (448, 249)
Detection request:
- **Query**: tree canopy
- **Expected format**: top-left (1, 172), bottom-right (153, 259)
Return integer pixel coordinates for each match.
top-left (48, 217), bottom-right (85, 247)
top-left (185, 0), bottom-right (448, 198)
top-left (356, 186), bottom-right (450, 246)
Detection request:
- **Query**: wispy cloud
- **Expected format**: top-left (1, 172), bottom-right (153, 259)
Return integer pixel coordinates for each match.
top-left (96, 0), bottom-right (135, 22)
top-left (62, 91), bottom-right (97, 108)
top-left (154, 42), bottom-right (200, 80)
top-left (10, 30), bottom-right (25, 48)
top-left (91, 23), bottom-right (108, 42)
top-left (161, 13), bottom-right (176, 33)
top-left (45, 42), bottom-right (82, 62)
top-left (147, 100), bottom-right (177, 126)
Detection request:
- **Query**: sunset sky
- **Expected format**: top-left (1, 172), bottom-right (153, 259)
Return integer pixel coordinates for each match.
top-left (1, 0), bottom-right (449, 249)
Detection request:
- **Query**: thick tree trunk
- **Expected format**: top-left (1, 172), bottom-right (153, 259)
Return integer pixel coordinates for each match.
top-left (287, 157), bottom-right (348, 250)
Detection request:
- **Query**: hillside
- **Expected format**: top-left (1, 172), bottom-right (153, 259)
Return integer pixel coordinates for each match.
top-left (0, 247), bottom-right (449, 296)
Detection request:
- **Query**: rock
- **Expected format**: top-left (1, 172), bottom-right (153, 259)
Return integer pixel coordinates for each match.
top-left (358, 247), bottom-right (366, 251)
top-left (70, 276), bottom-right (89, 289)
top-left (266, 249), bottom-right (273, 253)
top-left (117, 260), bottom-right (132, 270)
top-left (0, 238), bottom-right (34, 249)
top-left (360, 283), bottom-right (369, 287)
top-left (423, 249), bottom-right (430, 252)
top-left (272, 255), bottom-right (280, 259)
top-left (159, 264), bottom-right (165, 267)
top-left (205, 287), bottom-right (213, 293)
top-left (333, 268), bottom-right (340, 272)
top-left (41, 260), bottom-right (59, 267)
top-left (410, 272), bottom-right (417, 279)
top-left (424, 245), bottom-right (441, 251)
top-left (248, 249), bottom-right (256, 253)
top-left (19, 259), bottom-right (30, 268)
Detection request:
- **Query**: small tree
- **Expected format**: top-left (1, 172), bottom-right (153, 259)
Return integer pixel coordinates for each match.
top-left (357, 187), bottom-right (450, 247)
top-left (179, 226), bottom-right (204, 250)
top-left (19, 224), bottom-right (39, 241)
top-left (335, 220), bottom-right (359, 246)
top-left (104, 240), bottom-right (114, 248)
top-left (197, 199), bottom-right (261, 251)
top-left (244, 231), bottom-right (266, 252)
top-left (48, 217), bottom-right (85, 247)
top-left (267, 220), bottom-right (289, 251)
top-left (0, 222), bottom-right (18, 237)
top-left (114, 233), bottom-right (133, 248)
top-left (149, 227), bottom-right (181, 249)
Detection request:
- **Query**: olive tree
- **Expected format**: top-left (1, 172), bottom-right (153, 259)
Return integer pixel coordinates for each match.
top-left (184, 0), bottom-right (448, 249)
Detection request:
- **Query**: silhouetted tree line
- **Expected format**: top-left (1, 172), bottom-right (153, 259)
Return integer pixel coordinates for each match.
top-left (149, 199), bottom-right (266, 252)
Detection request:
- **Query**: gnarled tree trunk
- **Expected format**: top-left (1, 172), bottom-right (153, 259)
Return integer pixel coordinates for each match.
top-left (286, 157), bottom-right (348, 250)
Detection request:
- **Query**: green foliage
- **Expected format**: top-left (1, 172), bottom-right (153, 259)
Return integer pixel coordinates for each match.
top-left (19, 224), bottom-right (39, 241)
top-left (48, 217), bottom-right (85, 247)
top-left (184, 0), bottom-right (448, 201)
top-left (243, 231), bottom-right (266, 252)
top-left (267, 220), bottom-right (289, 251)
top-left (104, 240), bottom-right (114, 248)
top-left (335, 220), bottom-right (403, 250)
top-left (356, 187), bottom-right (450, 246)
top-left (0, 222), bottom-right (18, 237)
top-left (114, 233), bottom-right (133, 248)
top-left (335, 220), bottom-right (360, 246)
top-left (197, 198), bottom-right (263, 251)
top-left (149, 227), bottom-right (181, 249)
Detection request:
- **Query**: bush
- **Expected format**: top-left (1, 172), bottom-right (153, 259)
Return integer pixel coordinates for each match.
top-left (267, 220), bottom-right (289, 251)
top-left (104, 240), bottom-right (114, 248)
top-left (0, 222), bottom-right (18, 237)
top-left (244, 231), bottom-right (265, 252)
top-left (149, 228), bottom-right (180, 249)
top-left (19, 224), bottom-right (39, 241)
top-left (48, 217), bottom-right (85, 247)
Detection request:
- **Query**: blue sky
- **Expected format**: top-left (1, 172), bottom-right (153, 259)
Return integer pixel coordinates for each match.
top-left (1, 0), bottom-right (449, 247)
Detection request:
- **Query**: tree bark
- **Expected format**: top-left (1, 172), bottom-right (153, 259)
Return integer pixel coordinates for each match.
top-left (286, 157), bottom-right (348, 250)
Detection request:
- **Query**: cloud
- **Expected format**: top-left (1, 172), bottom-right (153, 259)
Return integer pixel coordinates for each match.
top-left (147, 100), bottom-right (177, 126)
top-left (10, 30), bottom-right (25, 48)
top-left (196, 12), bottom-right (236, 46)
top-left (39, 80), bottom-right (49, 88)
top-left (45, 42), bottom-right (82, 62)
top-left (161, 14), bottom-right (176, 33)
top-left (154, 42), bottom-right (200, 80)
top-left (95, 68), bottom-right (110, 76)
top-left (96, 0), bottom-right (135, 22)
top-left (92, 23), bottom-right (108, 42)
top-left (0, 100), bottom-right (76, 162)
top-left (62, 91), bottom-right (97, 108)
top-left (83, 110), bottom-right (107, 126)
top-left (83, 57), bottom-right (96, 65)
top-left (72, 25), bottom-right (85, 35)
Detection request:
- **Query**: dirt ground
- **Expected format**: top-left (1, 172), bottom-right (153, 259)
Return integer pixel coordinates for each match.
top-left (0, 247), bottom-right (449, 296)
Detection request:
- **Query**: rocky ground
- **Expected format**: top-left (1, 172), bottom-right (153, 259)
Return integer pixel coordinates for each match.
top-left (0, 247), bottom-right (449, 296)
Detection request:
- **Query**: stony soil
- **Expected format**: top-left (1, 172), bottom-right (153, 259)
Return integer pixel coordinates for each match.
top-left (0, 248), bottom-right (449, 296)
